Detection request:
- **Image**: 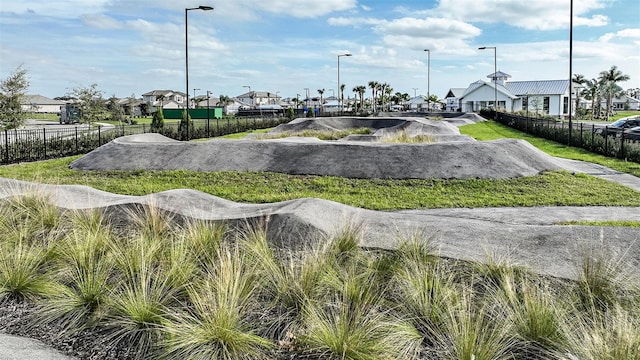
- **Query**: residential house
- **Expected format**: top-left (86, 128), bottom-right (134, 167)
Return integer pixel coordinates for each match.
top-left (117, 97), bottom-right (143, 116)
top-left (236, 91), bottom-right (281, 109)
top-left (459, 71), bottom-right (577, 117)
top-left (603, 95), bottom-right (640, 111)
top-left (142, 90), bottom-right (186, 112)
top-left (407, 96), bottom-right (427, 111)
top-left (20, 95), bottom-right (67, 113)
top-left (444, 88), bottom-right (466, 112)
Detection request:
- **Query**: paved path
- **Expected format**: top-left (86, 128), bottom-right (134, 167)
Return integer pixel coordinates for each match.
top-left (0, 333), bottom-right (74, 360)
top-left (555, 157), bottom-right (640, 191)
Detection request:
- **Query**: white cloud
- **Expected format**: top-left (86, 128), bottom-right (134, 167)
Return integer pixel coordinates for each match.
top-left (329, 16), bottom-right (481, 55)
top-left (434, 0), bottom-right (608, 30)
top-left (81, 14), bottom-right (123, 29)
top-left (129, 0), bottom-right (358, 20)
top-left (377, 17), bottom-right (481, 39)
top-left (328, 17), bottom-right (384, 27)
top-left (1, 0), bottom-right (109, 18)
top-left (600, 28), bottom-right (640, 42)
top-left (574, 14), bottom-right (609, 27)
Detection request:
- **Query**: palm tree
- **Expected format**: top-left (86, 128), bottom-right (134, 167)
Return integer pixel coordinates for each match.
top-left (572, 74), bottom-right (586, 119)
top-left (599, 66), bottom-right (630, 121)
top-left (352, 85), bottom-right (366, 112)
top-left (582, 79), bottom-right (600, 120)
top-left (216, 95), bottom-right (232, 107)
top-left (156, 94), bottom-right (165, 111)
top-left (401, 93), bottom-right (410, 109)
top-left (384, 84), bottom-right (393, 111)
top-left (368, 81), bottom-right (379, 113)
top-left (340, 84), bottom-right (346, 111)
top-left (317, 89), bottom-right (324, 114)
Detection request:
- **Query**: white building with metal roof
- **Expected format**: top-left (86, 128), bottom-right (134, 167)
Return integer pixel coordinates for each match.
top-left (459, 72), bottom-right (577, 117)
top-left (20, 95), bottom-right (67, 113)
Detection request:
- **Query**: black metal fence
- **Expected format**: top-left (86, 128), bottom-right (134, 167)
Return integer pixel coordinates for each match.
top-left (0, 117), bottom-right (291, 165)
top-left (488, 110), bottom-right (640, 163)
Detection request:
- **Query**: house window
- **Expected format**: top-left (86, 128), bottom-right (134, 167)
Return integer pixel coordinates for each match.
top-left (563, 96), bottom-right (569, 114)
top-left (543, 97), bottom-right (550, 114)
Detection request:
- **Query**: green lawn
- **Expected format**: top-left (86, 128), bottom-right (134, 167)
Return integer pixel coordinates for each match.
top-left (0, 156), bottom-right (638, 210)
top-left (459, 120), bottom-right (640, 177)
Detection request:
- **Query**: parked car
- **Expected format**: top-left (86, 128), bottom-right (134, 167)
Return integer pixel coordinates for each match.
top-left (594, 116), bottom-right (640, 137)
top-left (621, 126), bottom-right (640, 141)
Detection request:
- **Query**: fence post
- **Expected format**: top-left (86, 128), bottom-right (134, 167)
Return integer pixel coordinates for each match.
top-left (98, 126), bottom-right (102, 146)
top-left (604, 126), bottom-right (608, 155)
top-left (4, 130), bottom-right (8, 164)
top-left (620, 131), bottom-right (625, 159)
top-left (43, 128), bottom-right (46, 159)
top-left (75, 127), bottom-right (78, 154)
top-left (579, 123), bottom-right (583, 146)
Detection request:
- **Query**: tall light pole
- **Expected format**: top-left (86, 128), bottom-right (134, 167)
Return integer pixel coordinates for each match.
top-left (478, 46), bottom-right (497, 119)
top-left (568, 0), bottom-right (574, 144)
top-left (423, 49), bottom-right (430, 112)
top-left (412, 88), bottom-right (418, 98)
top-left (337, 53), bottom-right (352, 115)
top-left (304, 88), bottom-right (309, 107)
top-left (206, 90), bottom-right (211, 136)
top-left (185, 5), bottom-right (213, 140)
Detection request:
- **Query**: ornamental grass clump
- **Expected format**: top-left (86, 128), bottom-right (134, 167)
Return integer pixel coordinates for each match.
top-left (574, 246), bottom-right (631, 312)
top-left (240, 223), bottom-right (327, 339)
top-left (180, 219), bottom-right (226, 270)
top-left (497, 277), bottom-right (568, 358)
top-left (381, 130), bottom-right (435, 143)
top-left (561, 304), bottom-right (640, 360)
top-left (38, 220), bottom-right (114, 335)
top-left (0, 234), bottom-right (53, 302)
top-left (103, 229), bottom-right (190, 358)
top-left (161, 245), bottom-right (272, 360)
top-left (0, 195), bottom-right (58, 302)
top-left (393, 259), bottom-right (459, 343)
top-left (298, 273), bottom-right (422, 360)
top-left (434, 290), bottom-right (517, 360)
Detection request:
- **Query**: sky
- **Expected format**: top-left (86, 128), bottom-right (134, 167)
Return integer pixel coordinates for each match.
top-left (1, 0), bottom-right (639, 101)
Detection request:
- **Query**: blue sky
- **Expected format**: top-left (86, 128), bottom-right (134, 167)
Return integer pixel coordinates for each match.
top-left (1, 0), bottom-right (638, 100)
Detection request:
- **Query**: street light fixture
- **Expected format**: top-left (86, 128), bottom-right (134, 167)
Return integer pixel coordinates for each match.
top-left (193, 88), bottom-right (200, 108)
top-left (423, 49), bottom-right (430, 112)
top-left (478, 46), bottom-right (497, 119)
top-left (337, 53), bottom-right (352, 115)
top-left (185, 5), bottom-right (213, 140)
top-left (243, 85), bottom-right (252, 108)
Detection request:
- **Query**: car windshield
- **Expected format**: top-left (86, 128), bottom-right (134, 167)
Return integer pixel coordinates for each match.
top-left (611, 119), bottom-right (627, 127)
